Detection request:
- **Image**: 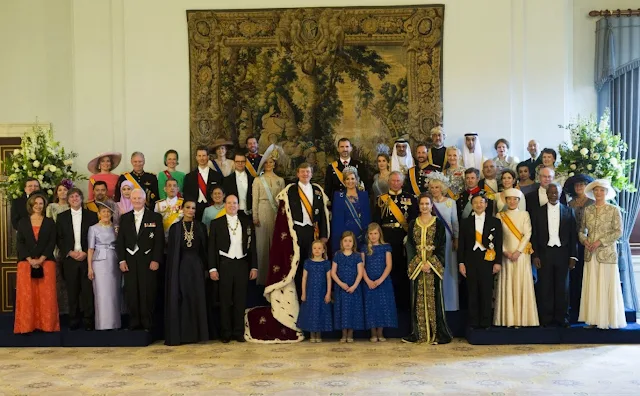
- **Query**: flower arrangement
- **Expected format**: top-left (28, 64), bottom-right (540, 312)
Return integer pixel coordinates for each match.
top-left (557, 109), bottom-right (635, 193)
top-left (0, 124), bottom-right (84, 199)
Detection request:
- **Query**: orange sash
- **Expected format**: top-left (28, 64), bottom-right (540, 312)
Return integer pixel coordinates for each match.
top-left (246, 161), bottom-right (258, 178)
top-left (89, 177), bottom-right (96, 186)
top-left (499, 212), bottom-right (533, 254)
top-left (381, 194), bottom-right (408, 231)
top-left (214, 207), bottom-right (227, 219)
top-left (475, 230), bottom-right (496, 261)
top-left (408, 168), bottom-right (421, 197)
top-left (123, 172), bottom-right (142, 190)
top-left (483, 183), bottom-right (496, 200)
top-left (331, 161), bottom-right (345, 187)
top-left (298, 187), bottom-right (319, 238)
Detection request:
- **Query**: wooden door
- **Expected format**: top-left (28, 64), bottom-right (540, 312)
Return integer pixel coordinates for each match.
top-left (0, 137), bottom-right (22, 312)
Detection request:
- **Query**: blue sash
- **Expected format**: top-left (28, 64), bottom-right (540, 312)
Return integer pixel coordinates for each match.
top-left (433, 203), bottom-right (453, 238)
top-left (212, 160), bottom-right (222, 174)
top-left (259, 176), bottom-right (278, 213)
top-left (344, 194), bottom-right (363, 232)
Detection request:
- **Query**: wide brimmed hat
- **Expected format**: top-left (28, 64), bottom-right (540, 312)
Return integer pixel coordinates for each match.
top-left (210, 138), bottom-right (233, 151)
top-left (504, 188), bottom-right (523, 200)
top-left (95, 200), bottom-right (114, 213)
top-left (87, 152), bottom-right (122, 174)
top-left (564, 174), bottom-right (595, 197)
top-left (584, 178), bottom-right (616, 200)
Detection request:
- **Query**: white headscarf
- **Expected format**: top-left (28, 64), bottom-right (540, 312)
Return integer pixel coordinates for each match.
top-left (391, 139), bottom-right (414, 173)
top-left (462, 133), bottom-right (483, 170)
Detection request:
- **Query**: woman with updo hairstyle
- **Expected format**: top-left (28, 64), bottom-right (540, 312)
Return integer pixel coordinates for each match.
top-left (158, 149), bottom-right (185, 199)
top-left (330, 167), bottom-right (371, 254)
top-left (492, 139), bottom-right (519, 173)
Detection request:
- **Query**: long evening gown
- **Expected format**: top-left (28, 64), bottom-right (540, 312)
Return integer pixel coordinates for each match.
top-left (406, 217), bottom-right (452, 344)
top-left (252, 174), bottom-right (285, 285)
top-left (165, 220), bottom-right (209, 345)
top-left (494, 209), bottom-right (539, 327)
top-left (88, 223), bottom-right (121, 330)
top-left (579, 204), bottom-right (626, 329)
top-left (432, 198), bottom-right (459, 311)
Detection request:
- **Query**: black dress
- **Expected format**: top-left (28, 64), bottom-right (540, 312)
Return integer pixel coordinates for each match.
top-left (164, 220), bottom-right (209, 346)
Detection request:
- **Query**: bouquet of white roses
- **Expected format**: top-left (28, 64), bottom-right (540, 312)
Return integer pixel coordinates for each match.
top-left (557, 109), bottom-right (635, 193)
top-left (0, 124), bottom-right (84, 199)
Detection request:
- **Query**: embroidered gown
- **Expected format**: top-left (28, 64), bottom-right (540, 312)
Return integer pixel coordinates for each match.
top-left (578, 204), bottom-right (626, 329)
top-left (494, 209), bottom-right (539, 327)
top-left (406, 217), bottom-right (452, 344)
top-left (432, 198), bottom-right (459, 311)
top-left (252, 174), bottom-right (285, 285)
top-left (165, 220), bottom-right (210, 345)
top-left (88, 223), bottom-right (121, 330)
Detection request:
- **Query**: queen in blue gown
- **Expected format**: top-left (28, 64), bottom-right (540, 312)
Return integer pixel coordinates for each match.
top-left (330, 168), bottom-right (371, 253)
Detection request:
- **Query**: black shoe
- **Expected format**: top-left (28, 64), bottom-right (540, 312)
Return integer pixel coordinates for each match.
top-left (221, 337), bottom-right (231, 343)
top-left (401, 335), bottom-right (418, 344)
top-left (69, 322), bottom-right (81, 331)
top-left (234, 335), bottom-right (246, 342)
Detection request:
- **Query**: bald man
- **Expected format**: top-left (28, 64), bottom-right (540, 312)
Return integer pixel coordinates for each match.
top-left (523, 140), bottom-right (542, 180)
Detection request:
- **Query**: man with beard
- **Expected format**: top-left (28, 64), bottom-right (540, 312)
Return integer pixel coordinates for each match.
top-left (245, 136), bottom-right (262, 178)
top-left (391, 138), bottom-right (414, 174)
top-left (425, 126), bottom-right (449, 173)
top-left (405, 144), bottom-right (430, 197)
top-left (85, 181), bottom-right (119, 222)
top-left (324, 137), bottom-right (367, 201)
top-left (462, 133), bottom-right (487, 175)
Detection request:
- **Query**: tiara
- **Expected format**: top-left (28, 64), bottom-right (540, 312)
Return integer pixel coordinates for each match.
top-left (376, 143), bottom-right (390, 155)
top-left (426, 171), bottom-right (450, 187)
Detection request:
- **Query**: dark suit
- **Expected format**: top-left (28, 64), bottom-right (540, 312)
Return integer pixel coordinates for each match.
top-left (208, 215), bottom-right (257, 339)
top-left (11, 194), bottom-right (29, 230)
top-left (246, 154), bottom-right (262, 177)
top-left (183, 168), bottom-right (223, 221)
top-left (525, 188), bottom-right (545, 214)
top-left (223, 171), bottom-right (254, 217)
top-left (17, 217), bottom-right (56, 262)
top-left (523, 156), bottom-right (541, 180)
top-left (114, 171), bottom-right (160, 209)
top-left (116, 209), bottom-right (164, 329)
top-left (402, 165), bottom-right (430, 197)
top-left (56, 209), bottom-right (98, 326)
top-left (458, 213), bottom-right (503, 328)
top-left (531, 203), bottom-right (577, 326)
top-left (425, 146), bottom-right (449, 173)
top-left (287, 182), bottom-right (329, 295)
top-left (324, 158), bottom-right (368, 201)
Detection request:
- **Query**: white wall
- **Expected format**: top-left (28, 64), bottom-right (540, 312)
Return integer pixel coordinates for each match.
top-left (0, 0), bottom-right (624, 185)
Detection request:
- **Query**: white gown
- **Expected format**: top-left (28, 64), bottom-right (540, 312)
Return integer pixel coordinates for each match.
top-left (494, 209), bottom-right (539, 327)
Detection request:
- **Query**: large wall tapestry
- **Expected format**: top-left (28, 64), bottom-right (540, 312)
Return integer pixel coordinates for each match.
top-left (187, 6), bottom-right (444, 181)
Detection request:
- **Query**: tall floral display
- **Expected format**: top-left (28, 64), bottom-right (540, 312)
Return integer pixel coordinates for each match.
top-left (0, 124), bottom-right (84, 199)
top-left (557, 109), bottom-right (635, 193)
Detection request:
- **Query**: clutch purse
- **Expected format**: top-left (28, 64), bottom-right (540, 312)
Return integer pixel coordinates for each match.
top-left (30, 266), bottom-right (44, 279)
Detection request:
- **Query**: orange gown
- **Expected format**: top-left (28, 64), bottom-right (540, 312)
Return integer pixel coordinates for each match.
top-left (14, 226), bottom-right (60, 333)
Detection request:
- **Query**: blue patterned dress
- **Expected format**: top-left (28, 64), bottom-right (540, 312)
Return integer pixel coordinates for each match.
top-left (363, 244), bottom-right (398, 329)
top-left (333, 252), bottom-right (365, 330)
top-left (297, 259), bottom-right (333, 332)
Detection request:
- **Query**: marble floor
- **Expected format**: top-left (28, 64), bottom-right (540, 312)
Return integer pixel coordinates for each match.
top-left (1, 338), bottom-right (639, 395)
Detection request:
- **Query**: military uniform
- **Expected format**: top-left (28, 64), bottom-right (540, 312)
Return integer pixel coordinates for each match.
top-left (456, 186), bottom-right (494, 221)
top-left (246, 153), bottom-right (263, 178)
top-left (115, 170), bottom-right (160, 209)
top-left (403, 163), bottom-right (430, 198)
top-left (324, 158), bottom-right (368, 202)
top-left (373, 189), bottom-right (417, 311)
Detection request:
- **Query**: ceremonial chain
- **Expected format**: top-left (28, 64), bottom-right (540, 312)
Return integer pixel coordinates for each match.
top-left (228, 217), bottom-right (240, 236)
top-left (183, 221), bottom-right (194, 247)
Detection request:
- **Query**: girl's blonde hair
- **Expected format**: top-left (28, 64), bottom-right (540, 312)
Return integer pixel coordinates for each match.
top-left (310, 239), bottom-right (327, 260)
top-left (364, 223), bottom-right (386, 256)
top-left (340, 231), bottom-right (358, 253)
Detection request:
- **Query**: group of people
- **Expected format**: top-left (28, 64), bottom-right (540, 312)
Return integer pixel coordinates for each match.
top-left (9, 131), bottom-right (626, 346)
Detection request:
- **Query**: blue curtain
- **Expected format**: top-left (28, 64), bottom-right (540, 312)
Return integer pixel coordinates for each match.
top-left (595, 17), bottom-right (640, 312)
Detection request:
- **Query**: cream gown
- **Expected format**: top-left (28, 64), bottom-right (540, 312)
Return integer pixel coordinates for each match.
top-left (252, 173), bottom-right (285, 285)
top-left (578, 204), bottom-right (626, 329)
top-left (494, 209), bottom-right (539, 327)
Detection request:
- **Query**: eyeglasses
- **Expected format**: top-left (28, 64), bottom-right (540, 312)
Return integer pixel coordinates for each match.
top-left (235, 160), bottom-right (246, 163)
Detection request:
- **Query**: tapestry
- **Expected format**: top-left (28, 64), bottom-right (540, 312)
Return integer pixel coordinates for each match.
top-left (187, 6), bottom-right (444, 180)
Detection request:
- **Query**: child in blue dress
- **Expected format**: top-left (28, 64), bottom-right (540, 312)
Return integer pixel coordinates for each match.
top-left (331, 231), bottom-right (365, 342)
top-left (297, 240), bottom-right (333, 342)
top-left (362, 223), bottom-right (398, 342)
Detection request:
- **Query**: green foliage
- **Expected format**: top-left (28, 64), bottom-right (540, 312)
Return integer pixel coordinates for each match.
top-left (557, 109), bottom-right (635, 193)
top-left (0, 124), bottom-right (85, 200)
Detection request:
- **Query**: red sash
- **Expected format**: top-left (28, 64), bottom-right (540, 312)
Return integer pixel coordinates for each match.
top-left (197, 172), bottom-right (207, 198)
